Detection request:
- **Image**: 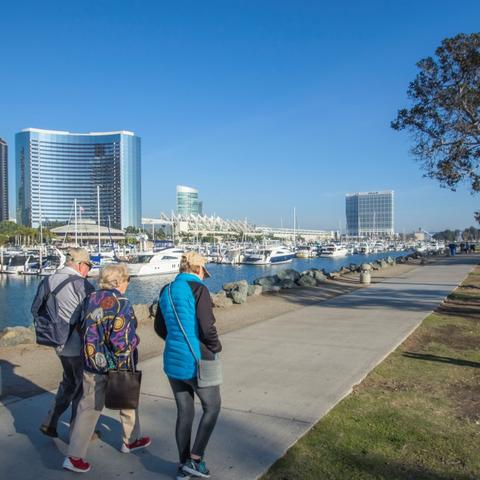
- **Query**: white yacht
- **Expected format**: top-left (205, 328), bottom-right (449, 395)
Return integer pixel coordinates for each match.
top-left (295, 246), bottom-right (317, 258)
top-left (372, 241), bottom-right (386, 253)
top-left (219, 247), bottom-right (245, 264)
top-left (242, 246), bottom-right (295, 265)
top-left (3, 254), bottom-right (29, 274)
top-left (319, 244), bottom-right (348, 257)
top-left (358, 242), bottom-right (371, 255)
top-left (126, 247), bottom-right (184, 276)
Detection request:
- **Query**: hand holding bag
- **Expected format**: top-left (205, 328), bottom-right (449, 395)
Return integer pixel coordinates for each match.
top-left (105, 354), bottom-right (142, 410)
top-left (168, 283), bottom-right (222, 388)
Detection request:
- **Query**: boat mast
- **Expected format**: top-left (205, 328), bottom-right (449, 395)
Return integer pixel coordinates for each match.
top-left (293, 207), bottom-right (296, 247)
top-left (74, 198), bottom-right (78, 246)
top-left (39, 186), bottom-right (43, 275)
top-left (97, 185), bottom-right (101, 254)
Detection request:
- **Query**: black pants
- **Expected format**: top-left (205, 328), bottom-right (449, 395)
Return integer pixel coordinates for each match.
top-left (42, 355), bottom-right (84, 429)
top-left (169, 377), bottom-right (221, 463)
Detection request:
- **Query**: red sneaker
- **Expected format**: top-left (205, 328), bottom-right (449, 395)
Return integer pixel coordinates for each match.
top-left (121, 436), bottom-right (151, 453)
top-left (63, 456), bottom-right (91, 473)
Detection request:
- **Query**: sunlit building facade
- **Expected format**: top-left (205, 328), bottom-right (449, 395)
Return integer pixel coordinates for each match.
top-left (16, 129), bottom-right (141, 229)
top-left (0, 138), bottom-right (8, 222)
top-left (346, 190), bottom-right (394, 237)
top-left (176, 185), bottom-right (203, 216)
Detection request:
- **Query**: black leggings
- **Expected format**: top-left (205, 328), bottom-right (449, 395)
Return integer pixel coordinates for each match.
top-left (168, 377), bottom-right (221, 463)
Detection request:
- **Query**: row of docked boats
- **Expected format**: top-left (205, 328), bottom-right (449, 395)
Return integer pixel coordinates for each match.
top-left (0, 240), bottom-right (444, 278)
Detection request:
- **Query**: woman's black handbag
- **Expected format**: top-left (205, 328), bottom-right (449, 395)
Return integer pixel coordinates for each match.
top-left (105, 358), bottom-right (142, 410)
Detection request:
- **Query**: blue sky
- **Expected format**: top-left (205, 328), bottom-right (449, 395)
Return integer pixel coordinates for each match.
top-left (0, 0), bottom-right (478, 232)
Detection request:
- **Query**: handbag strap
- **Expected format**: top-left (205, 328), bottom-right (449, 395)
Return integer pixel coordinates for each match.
top-left (167, 283), bottom-right (200, 365)
top-left (108, 289), bottom-right (136, 372)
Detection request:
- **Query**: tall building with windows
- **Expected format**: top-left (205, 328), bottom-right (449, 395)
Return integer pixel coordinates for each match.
top-left (0, 138), bottom-right (8, 222)
top-left (176, 185), bottom-right (203, 216)
top-left (346, 190), bottom-right (394, 237)
top-left (16, 129), bottom-right (141, 229)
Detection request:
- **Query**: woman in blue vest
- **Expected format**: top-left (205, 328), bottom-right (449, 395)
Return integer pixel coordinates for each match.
top-left (155, 252), bottom-right (222, 479)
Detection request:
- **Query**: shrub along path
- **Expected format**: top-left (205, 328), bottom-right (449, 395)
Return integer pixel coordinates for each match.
top-left (263, 263), bottom-right (480, 480)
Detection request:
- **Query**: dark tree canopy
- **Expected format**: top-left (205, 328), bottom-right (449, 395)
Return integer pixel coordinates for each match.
top-left (391, 33), bottom-right (480, 193)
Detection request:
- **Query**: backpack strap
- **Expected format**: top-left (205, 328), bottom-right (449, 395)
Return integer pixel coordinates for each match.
top-left (50, 275), bottom-right (81, 296)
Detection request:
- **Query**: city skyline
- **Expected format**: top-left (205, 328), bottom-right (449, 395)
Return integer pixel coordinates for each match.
top-left (0, 2), bottom-right (478, 232)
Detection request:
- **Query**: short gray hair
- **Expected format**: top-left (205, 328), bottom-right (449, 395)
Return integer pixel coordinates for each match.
top-left (98, 264), bottom-right (129, 290)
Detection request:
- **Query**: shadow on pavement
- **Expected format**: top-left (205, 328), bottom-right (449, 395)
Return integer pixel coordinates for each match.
top-left (280, 285), bottom-right (455, 312)
top-left (0, 359), bottom-right (49, 399)
top-left (402, 352), bottom-right (480, 369)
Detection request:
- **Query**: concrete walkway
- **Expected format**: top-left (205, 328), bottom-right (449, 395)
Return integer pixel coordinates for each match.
top-left (0, 256), bottom-right (477, 480)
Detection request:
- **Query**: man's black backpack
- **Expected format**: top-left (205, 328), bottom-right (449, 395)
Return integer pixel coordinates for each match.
top-left (31, 276), bottom-right (79, 347)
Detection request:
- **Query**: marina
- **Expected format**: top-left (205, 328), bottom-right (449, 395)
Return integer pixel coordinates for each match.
top-left (0, 249), bottom-right (412, 330)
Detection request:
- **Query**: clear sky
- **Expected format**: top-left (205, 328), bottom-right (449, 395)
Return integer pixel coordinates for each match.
top-left (0, 0), bottom-right (478, 232)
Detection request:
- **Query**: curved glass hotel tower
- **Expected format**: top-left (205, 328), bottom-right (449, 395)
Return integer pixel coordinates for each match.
top-left (16, 129), bottom-right (141, 229)
top-left (176, 185), bottom-right (203, 216)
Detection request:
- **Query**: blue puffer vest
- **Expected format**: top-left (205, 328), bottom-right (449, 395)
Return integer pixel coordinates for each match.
top-left (159, 273), bottom-right (203, 380)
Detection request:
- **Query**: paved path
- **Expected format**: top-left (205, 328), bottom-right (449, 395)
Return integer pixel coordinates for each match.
top-left (0, 256), bottom-right (477, 480)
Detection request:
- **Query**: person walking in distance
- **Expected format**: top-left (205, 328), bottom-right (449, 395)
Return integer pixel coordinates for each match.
top-left (32, 248), bottom-right (95, 438)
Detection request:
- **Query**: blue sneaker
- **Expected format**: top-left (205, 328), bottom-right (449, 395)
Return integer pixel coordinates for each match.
top-left (176, 465), bottom-right (191, 479)
top-left (182, 458), bottom-right (210, 478)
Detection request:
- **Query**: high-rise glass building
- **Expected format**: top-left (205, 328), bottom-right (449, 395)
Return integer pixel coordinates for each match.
top-left (16, 129), bottom-right (141, 229)
top-left (0, 138), bottom-right (8, 222)
top-left (346, 190), bottom-right (394, 237)
top-left (176, 185), bottom-right (203, 216)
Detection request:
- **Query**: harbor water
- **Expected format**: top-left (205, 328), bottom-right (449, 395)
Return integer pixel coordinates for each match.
top-left (0, 251), bottom-right (408, 330)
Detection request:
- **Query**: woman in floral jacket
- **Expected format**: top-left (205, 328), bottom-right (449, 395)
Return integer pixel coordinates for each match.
top-left (63, 264), bottom-right (151, 473)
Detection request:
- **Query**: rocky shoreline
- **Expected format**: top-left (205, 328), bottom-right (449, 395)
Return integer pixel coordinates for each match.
top-left (0, 251), bottom-right (435, 348)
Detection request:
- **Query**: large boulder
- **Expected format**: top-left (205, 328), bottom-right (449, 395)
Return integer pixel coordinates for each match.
top-left (222, 280), bottom-right (249, 304)
top-left (376, 259), bottom-right (388, 269)
top-left (280, 279), bottom-right (296, 289)
top-left (300, 268), bottom-right (325, 283)
top-left (386, 256), bottom-right (395, 265)
top-left (312, 269), bottom-right (327, 283)
top-left (296, 274), bottom-right (317, 287)
top-left (222, 280), bottom-right (248, 292)
top-left (265, 285), bottom-right (282, 293)
top-left (231, 287), bottom-right (248, 304)
top-left (276, 269), bottom-right (300, 282)
top-left (211, 291), bottom-right (234, 308)
top-left (0, 326), bottom-right (35, 347)
top-left (247, 285), bottom-right (263, 296)
top-left (253, 275), bottom-right (279, 288)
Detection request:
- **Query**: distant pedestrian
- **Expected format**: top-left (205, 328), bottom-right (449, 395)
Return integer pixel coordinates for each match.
top-left (155, 252), bottom-right (222, 479)
top-left (63, 264), bottom-right (150, 473)
top-left (32, 248), bottom-right (94, 438)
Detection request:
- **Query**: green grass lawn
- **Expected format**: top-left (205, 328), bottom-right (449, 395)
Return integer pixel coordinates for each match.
top-left (263, 266), bottom-right (480, 480)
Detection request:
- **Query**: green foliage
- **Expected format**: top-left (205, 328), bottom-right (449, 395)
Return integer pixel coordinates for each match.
top-left (0, 220), bottom-right (54, 244)
top-left (392, 33), bottom-right (480, 193)
top-left (434, 226), bottom-right (480, 241)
